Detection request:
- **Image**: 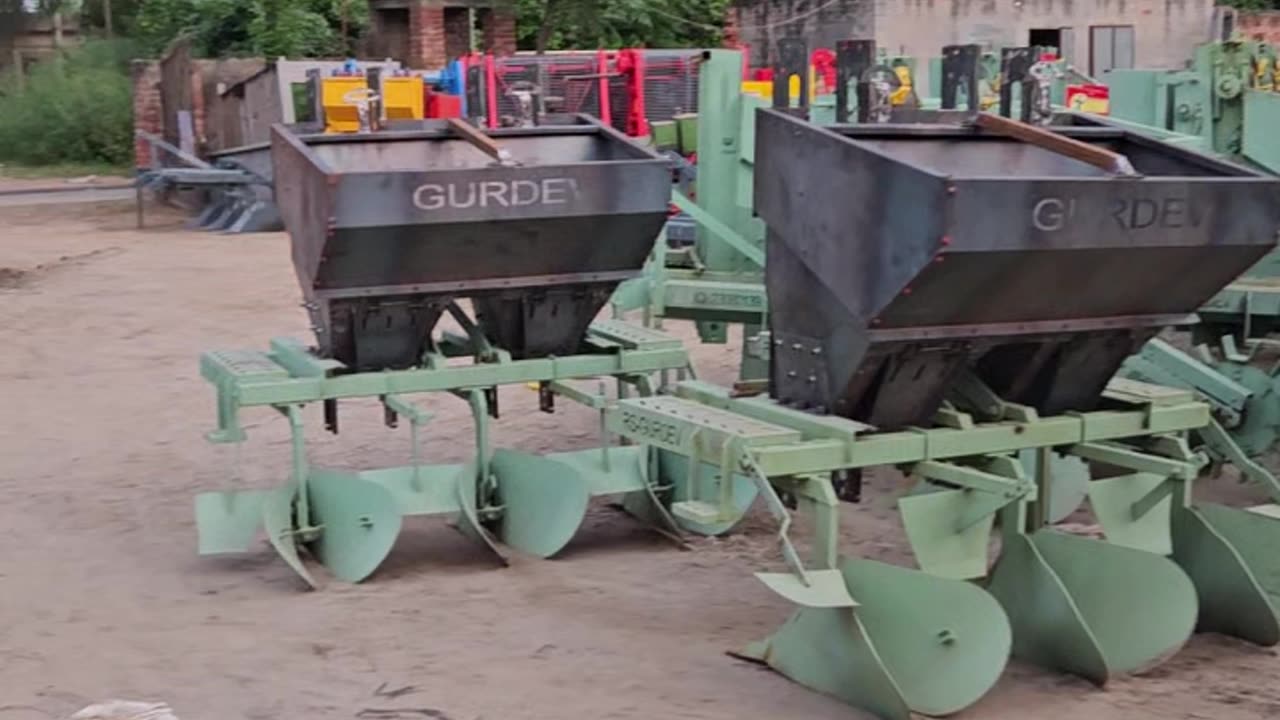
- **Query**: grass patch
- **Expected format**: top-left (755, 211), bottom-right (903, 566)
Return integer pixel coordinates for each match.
top-left (0, 40), bottom-right (138, 168)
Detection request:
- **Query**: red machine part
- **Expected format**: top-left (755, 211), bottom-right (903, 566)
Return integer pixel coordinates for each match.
top-left (427, 91), bottom-right (462, 118)
top-left (811, 48), bottom-right (836, 94)
top-left (597, 49), bottom-right (613, 126)
top-left (1065, 84), bottom-right (1110, 114)
top-left (615, 49), bottom-right (650, 137)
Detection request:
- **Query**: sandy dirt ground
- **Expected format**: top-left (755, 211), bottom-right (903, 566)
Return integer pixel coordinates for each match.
top-left (0, 176), bottom-right (134, 193)
top-left (3, 200), bottom-right (1280, 720)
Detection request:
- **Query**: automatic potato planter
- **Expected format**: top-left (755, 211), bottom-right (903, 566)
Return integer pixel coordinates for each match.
top-left (601, 110), bottom-right (1280, 719)
top-left (197, 117), bottom-right (687, 586)
top-left (193, 104), bottom-right (1280, 720)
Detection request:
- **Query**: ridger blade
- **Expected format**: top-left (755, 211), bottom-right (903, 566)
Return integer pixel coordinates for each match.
top-left (1196, 503), bottom-right (1280, 608)
top-left (1171, 503), bottom-right (1280, 645)
top-left (988, 530), bottom-right (1197, 684)
top-left (489, 450), bottom-right (591, 558)
top-left (755, 570), bottom-right (856, 608)
top-left (305, 471), bottom-right (402, 584)
top-left (898, 486), bottom-right (999, 580)
top-left (194, 489), bottom-right (268, 554)
top-left (261, 486), bottom-right (317, 589)
top-left (1018, 450), bottom-right (1091, 524)
top-left (452, 461), bottom-right (509, 565)
top-left (1086, 473), bottom-right (1174, 555)
top-left (742, 557), bottom-right (1010, 719)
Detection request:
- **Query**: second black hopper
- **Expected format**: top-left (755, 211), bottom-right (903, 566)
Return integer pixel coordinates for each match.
top-left (754, 109), bottom-right (1280, 428)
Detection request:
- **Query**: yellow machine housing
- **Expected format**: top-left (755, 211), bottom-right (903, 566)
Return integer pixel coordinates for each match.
top-left (382, 76), bottom-right (425, 121)
top-left (742, 65), bottom-right (918, 107)
top-left (321, 76), bottom-right (368, 133)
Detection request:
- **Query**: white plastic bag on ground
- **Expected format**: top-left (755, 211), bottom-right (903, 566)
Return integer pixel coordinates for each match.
top-left (67, 701), bottom-right (179, 720)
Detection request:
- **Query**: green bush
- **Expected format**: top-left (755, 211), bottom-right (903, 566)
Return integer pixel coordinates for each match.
top-left (0, 40), bottom-right (136, 167)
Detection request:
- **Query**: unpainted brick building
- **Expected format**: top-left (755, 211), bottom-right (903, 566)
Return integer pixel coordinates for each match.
top-left (728, 0), bottom-right (1218, 84)
top-left (368, 0), bottom-right (518, 69)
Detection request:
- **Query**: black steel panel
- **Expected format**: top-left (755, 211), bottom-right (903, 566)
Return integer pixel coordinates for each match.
top-left (269, 117), bottom-right (670, 369)
top-left (755, 108), bottom-right (1280, 427)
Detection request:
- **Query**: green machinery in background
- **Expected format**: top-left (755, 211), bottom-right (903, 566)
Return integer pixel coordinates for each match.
top-left (1102, 38), bottom-right (1280, 482)
top-left (194, 53), bottom-right (1280, 720)
top-left (1107, 37), bottom-right (1279, 171)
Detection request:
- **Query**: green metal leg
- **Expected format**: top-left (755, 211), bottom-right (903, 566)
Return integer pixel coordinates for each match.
top-left (739, 322), bottom-right (768, 382)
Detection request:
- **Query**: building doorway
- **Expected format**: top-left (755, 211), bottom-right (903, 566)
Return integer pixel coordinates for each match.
top-left (1029, 27), bottom-right (1076, 67)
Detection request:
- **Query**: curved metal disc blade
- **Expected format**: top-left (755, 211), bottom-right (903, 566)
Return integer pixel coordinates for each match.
top-left (306, 471), bottom-right (402, 583)
top-left (1172, 503), bottom-right (1280, 646)
top-left (988, 533), bottom-right (1109, 684)
top-left (737, 607), bottom-right (912, 720)
top-left (196, 489), bottom-right (267, 554)
top-left (899, 485), bottom-right (998, 580)
top-left (453, 461), bottom-right (508, 565)
top-left (1019, 449), bottom-right (1090, 523)
top-left (1198, 503), bottom-right (1280, 612)
top-left (261, 487), bottom-right (317, 589)
top-left (755, 570), bottom-right (856, 608)
top-left (490, 449), bottom-right (591, 558)
top-left (842, 557), bottom-right (1011, 716)
top-left (1006, 530), bottom-right (1197, 678)
top-left (1087, 473), bottom-right (1172, 555)
top-left (659, 449), bottom-right (758, 536)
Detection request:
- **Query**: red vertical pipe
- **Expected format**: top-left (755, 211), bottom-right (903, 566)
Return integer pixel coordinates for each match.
top-left (485, 53), bottom-right (498, 128)
top-left (616, 49), bottom-right (649, 137)
top-left (597, 49), bottom-right (612, 126)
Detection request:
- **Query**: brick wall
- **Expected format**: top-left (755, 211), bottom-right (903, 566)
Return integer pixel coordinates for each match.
top-left (133, 56), bottom-right (265, 167)
top-left (732, 0), bottom-right (1213, 87)
top-left (722, 6), bottom-right (742, 48)
top-left (131, 60), bottom-right (162, 168)
top-left (480, 7), bottom-right (517, 56)
top-left (409, 2), bottom-right (447, 68)
top-left (402, 1), bottom-right (515, 67)
top-left (444, 7), bottom-right (471, 59)
top-left (1240, 11), bottom-right (1280, 45)
top-left (733, 0), bottom-right (874, 68)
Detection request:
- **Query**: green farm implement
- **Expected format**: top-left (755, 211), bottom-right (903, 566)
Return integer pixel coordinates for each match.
top-left (196, 116), bottom-right (692, 585)
top-left (194, 49), bottom-right (1280, 720)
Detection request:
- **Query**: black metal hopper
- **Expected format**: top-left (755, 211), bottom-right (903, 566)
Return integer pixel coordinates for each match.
top-left (271, 117), bottom-right (671, 370)
top-left (754, 109), bottom-right (1280, 428)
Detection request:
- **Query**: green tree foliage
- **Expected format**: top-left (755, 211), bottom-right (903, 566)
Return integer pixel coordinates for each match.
top-left (1220, 0), bottom-right (1280, 9)
top-left (516, 0), bottom-right (727, 52)
top-left (130, 0), bottom-right (367, 58)
top-left (0, 40), bottom-right (137, 166)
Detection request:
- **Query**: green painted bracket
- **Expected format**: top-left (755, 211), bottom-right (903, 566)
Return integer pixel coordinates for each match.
top-left (610, 381), bottom-right (1210, 479)
top-left (382, 393), bottom-right (433, 425)
top-left (1068, 440), bottom-right (1202, 480)
top-left (671, 189), bottom-right (764, 268)
top-left (901, 456), bottom-right (1031, 579)
top-left (1199, 418), bottom-right (1280, 502)
top-left (270, 337), bottom-right (342, 377)
top-left (1118, 338), bottom-right (1251, 423)
top-left (737, 445), bottom-right (855, 608)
